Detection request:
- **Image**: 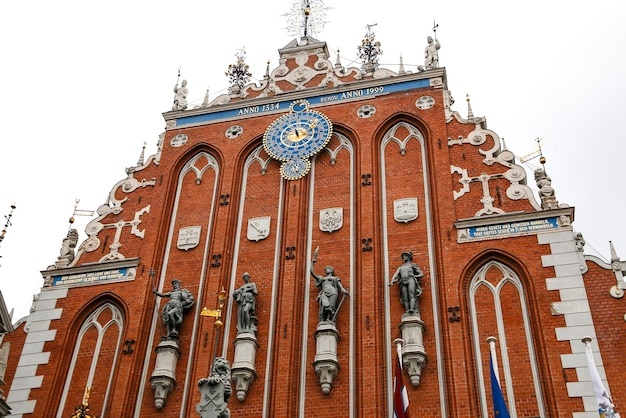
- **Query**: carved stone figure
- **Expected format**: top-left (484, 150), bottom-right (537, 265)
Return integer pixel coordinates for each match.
top-left (196, 357), bottom-right (232, 418)
top-left (310, 248), bottom-right (349, 323)
top-left (424, 36), bottom-right (441, 69)
top-left (173, 79), bottom-right (188, 111)
top-left (389, 252), bottom-right (424, 314)
top-left (153, 279), bottom-right (194, 339)
top-left (0, 342), bottom-right (9, 382)
top-left (51, 228), bottom-right (79, 269)
top-left (233, 272), bottom-right (258, 333)
top-left (534, 168), bottom-right (558, 209)
top-left (575, 232), bottom-right (586, 252)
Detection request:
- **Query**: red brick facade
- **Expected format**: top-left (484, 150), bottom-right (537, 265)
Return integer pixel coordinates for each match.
top-left (3, 36), bottom-right (624, 418)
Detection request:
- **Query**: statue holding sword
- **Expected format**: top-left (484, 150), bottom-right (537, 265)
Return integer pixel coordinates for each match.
top-left (310, 246), bottom-right (349, 324)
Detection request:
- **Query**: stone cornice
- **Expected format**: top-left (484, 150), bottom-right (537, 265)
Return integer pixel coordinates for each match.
top-left (40, 257), bottom-right (139, 278)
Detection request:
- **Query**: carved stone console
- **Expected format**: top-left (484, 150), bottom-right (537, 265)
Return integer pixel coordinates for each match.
top-left (231, 331), bottom-right (259, 401)
top-left (313, 322), bottom-right (340, 394)
top-left (399, 313), bottom-right (427, 386)
top-left (150, 339), bottom-right (181, 409)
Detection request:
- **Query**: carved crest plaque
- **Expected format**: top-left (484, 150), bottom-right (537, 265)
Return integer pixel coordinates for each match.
top-left (177, 226), bottom-right (201, 251)
top-left (247, 217), bottom-right (270, 241)
top-left (394, 198), bottom-right (418, 223)
top-left (319, 208), bottom-right (343, 233)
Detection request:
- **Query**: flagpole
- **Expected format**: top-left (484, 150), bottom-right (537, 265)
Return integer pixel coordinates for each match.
top-left (392, 338), bottom-right (409, 418)
top-left (487, 336), bottom-right (500, 383)
top-left (487, 336), bottom-right (511, 418)
top-left (582, 336), bottom-right (618, 418)
top-left (394, 338), bottom-right (404, 366)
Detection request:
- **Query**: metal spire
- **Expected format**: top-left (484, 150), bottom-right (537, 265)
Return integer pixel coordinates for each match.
top-left (466, 93), bottom-right (474, 119)
top-left (0, 204), bottom-right (16, 264)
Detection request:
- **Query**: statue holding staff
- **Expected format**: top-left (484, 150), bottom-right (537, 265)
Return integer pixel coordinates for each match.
top-left (153, 279), bottom-right (194, 339)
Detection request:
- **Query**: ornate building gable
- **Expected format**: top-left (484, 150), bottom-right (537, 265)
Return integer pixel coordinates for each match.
top-left (448, 122), bottom-right (543, 219)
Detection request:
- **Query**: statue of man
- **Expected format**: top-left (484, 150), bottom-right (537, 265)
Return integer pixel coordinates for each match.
top-left (233, 272), bottom-right (258, 333)
top-left (153, 279), bottom-right (194, 339)
top-left (389, 252), bottom-right (424, 314)
top-left (424, 36), bottom-right (441, 69)
top-left (172, 79), bottom-right (188, 111)
top-left (310, 248), bottom-right (349, 323)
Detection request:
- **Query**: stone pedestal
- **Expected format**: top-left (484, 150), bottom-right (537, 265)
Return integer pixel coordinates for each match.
top-left (231, 331), bottom-right (258, 401)
top-left (313, 323), bottom-right (339, 395)
top-left (150, 339), bottom-right (181, 409)
top-left (399, 314), bottom-right (427, 387)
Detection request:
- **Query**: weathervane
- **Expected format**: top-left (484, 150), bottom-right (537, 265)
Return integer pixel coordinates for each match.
top-left (520, 137), bottom-right (547, 170)
top-left (284, 0), bottom-right (329, 39)
top-left (69, 199), bottom-right (95, 230)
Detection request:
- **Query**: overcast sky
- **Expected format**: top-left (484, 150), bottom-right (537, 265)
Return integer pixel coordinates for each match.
top-left (1, 0), bottom-right (624, 321)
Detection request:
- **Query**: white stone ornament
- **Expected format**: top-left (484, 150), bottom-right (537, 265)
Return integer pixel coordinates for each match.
top-left (170, 134), bottom-right (188, 147)
top-left (415, 96), bottom-right (435, 110)
top-left (225, 125), bottom-right (243, 139)
top-left (394, 198), bottom-right (418, 223)
top-left (319, 208), bottom-right (343, 233)
top-left (177, 226), bottom-right (201, 251)
top-left (247, 217), bottom-right (270, 241)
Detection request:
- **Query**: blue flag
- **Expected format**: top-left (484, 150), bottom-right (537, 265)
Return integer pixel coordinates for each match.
top-left (490, 353), bottom-right (510, 418)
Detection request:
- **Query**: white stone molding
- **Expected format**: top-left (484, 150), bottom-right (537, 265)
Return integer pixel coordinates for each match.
top-left (449, 126), bottom-right (541, 215)
top-left (539, 230), bottom-right (611, 417)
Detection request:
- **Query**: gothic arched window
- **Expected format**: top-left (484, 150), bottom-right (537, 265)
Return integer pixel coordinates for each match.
top-left (468, 260), bottom-right (546, 417)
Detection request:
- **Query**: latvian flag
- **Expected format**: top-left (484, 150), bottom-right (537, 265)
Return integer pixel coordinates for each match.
top-left (393, 353), bottom-right (410, 418)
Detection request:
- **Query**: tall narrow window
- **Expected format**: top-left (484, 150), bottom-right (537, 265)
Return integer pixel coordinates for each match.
top-left (469, 260), bottom-right (545, 417)
top-left (57, 302), bottom-right (123, 418)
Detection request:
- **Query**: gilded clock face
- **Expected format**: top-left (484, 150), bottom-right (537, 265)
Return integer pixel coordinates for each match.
top-left (263, 101), bottom-right (333, 162)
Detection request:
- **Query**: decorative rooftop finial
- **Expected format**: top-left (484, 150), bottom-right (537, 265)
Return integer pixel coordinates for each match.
top-left (172, 68), bottom-right (188, 111)
top-left (201, 87), bottom-right (210, 107)
top-left (225, 47), bottom-right (252, 96)
top-left (335, 48), bottom-right (342, 69)
top-left (264, 60), bottom-right (271, 80)
top-left (0, 204), bottom-right (16, 263)
top-left (137, 141), bottom-right (146, 167)
top-left (399, 55), bottom-right (406, 75)
top-left (358, 24), bottom-right (382, 74)
top-left (534, 167), bottom-right (559, 210)
top-left (466, 94), bottom-right (474, 119)
top-left (284, 0), bottom-right (329, 39)
top-left (608, 241), bottom-right (625, 299)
